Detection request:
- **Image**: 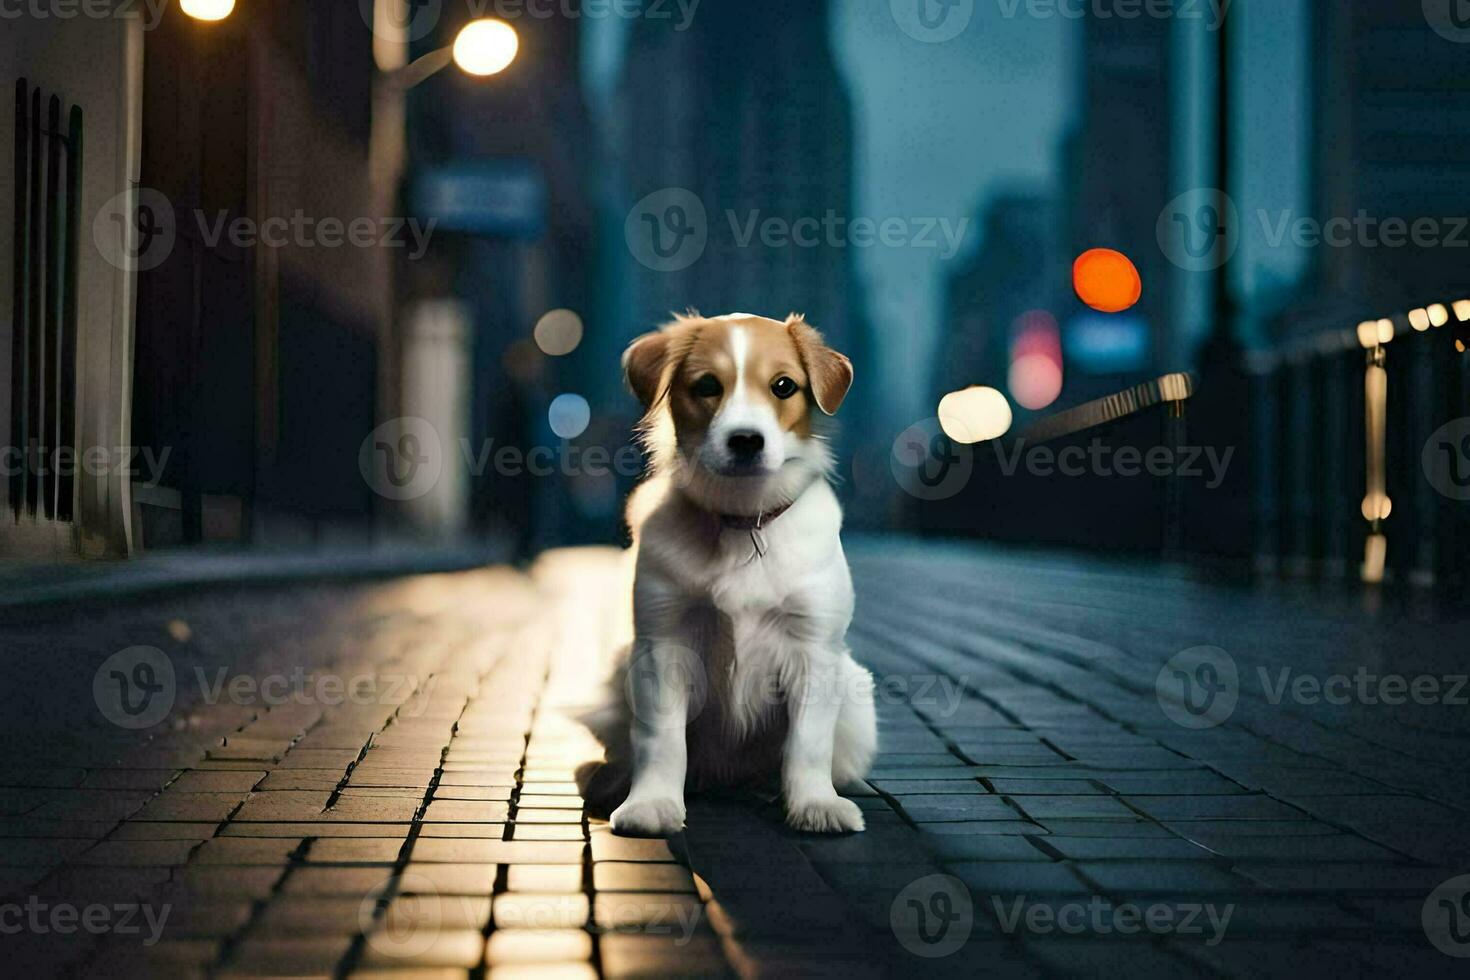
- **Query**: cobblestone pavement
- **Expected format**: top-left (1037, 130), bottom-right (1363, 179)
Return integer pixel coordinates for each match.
top-left (1, 541), bottom-right (1468, 977)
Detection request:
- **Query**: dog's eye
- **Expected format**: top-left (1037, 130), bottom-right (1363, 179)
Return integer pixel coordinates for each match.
top-left (690, 374), bottom-right (723, 399)
top-left (771, 376), bottom-right (799, 400)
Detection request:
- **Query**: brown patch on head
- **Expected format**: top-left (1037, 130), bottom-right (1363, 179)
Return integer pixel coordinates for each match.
top-left (623, 313), bottom-right (852, 444)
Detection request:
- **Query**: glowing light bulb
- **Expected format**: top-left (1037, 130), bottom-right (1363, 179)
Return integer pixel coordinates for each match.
top-left (453, 19), bottom-right (519, 76)
top-left (180, 0), bottom-right (235, 21)
top-left (937, 387), bottom-right (1012, 444)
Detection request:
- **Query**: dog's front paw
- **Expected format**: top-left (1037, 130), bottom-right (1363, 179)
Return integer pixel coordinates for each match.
top-left (610, 796), bottom-right (686, 837)
top-left (786, 795), bottom-right (864, 834)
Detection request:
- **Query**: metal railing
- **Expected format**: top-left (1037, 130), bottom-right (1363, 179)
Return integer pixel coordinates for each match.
top-left (10, 78), bottom-right (83, 524)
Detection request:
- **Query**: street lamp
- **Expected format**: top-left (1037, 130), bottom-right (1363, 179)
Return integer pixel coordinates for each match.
top-left (180, 0), bottom-right (235, 21)
top-left (389, 18), bottom-right (520, 89)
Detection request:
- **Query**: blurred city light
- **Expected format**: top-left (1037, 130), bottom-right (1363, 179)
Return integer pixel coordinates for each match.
top-left (1356, 319), bottom-right (1394, 348)
top-left (1428, 304), bottom-right (1450, 327)
top-left (1409, 309), bottom-right (1430, 332)
top-left (1072, 248), bottom-right (1142, 314)
top-left (1064, 312), bottom-right (1150, 375)
top-left (1008, 311), bottom-right (1063, 410)
top-left (938, 387), bottom-right (1012, 444)
top-left (534, 309), bottom-right (584, 356)
top-left (180, 0), bottom-right (235, 20)
top-left (1455, 300), bottom-right (1470, 322)
top-left (549, 393), bottom-right (591, 439)
top-left (453, 19), bottom-right (519, 77)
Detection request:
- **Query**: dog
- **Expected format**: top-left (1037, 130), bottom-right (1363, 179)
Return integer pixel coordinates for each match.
top-left (577, 311), bottom-right (877, 837)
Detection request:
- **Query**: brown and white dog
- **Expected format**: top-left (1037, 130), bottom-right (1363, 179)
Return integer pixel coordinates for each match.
top-left (580, 312), bottom-right (877, 836)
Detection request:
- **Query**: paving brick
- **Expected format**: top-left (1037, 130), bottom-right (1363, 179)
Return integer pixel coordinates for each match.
top-left (593, 862), bottom-right (697, 893)
top-left (493, 893), bottom-right (589, 929)
top-left (307, 837), bottom-right (406, 864)
top-left (485, 928), bottom-right (594, 966)
top-left (399, 863), bottom-right (499, 895)
top-left (506, 864), bottom-right (584, 894)
top-left (411, 839), bottom-right (584, 865)
top-left (133, 792), bottom-right (244, 823)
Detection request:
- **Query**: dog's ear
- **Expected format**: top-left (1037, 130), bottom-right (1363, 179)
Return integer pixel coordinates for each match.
top-left (787, 315), bottom-right (853, 416)
top-left (622, 330), bottom-right (670, 409)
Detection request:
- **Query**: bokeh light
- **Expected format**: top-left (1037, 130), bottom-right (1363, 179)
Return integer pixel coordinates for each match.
top-left (453, 19), bottom-right (519, 77)
top-left (534, 309), bottom-right (583, 356)
top-left (180, 0), bottom-right (235, 20)
top-left (548, 393), bottom-right (590, 439)
top-left (937, 387), bottom-right (1012, 444)
top-left (1008, 310), bottom-right (1063, 410)
top-left (1072, 248), bottom-right (1142, 314)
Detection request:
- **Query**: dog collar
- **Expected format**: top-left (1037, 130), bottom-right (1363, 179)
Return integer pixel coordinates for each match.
top-left (717, 502), bottom-right (793, 532)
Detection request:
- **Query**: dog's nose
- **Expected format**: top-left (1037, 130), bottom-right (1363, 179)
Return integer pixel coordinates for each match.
top-left (726, 430), bottom-right (765, 462)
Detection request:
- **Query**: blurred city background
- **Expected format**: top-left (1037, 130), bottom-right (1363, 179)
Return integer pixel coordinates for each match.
top-left (4, 0), bottom-right (1470, 591)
